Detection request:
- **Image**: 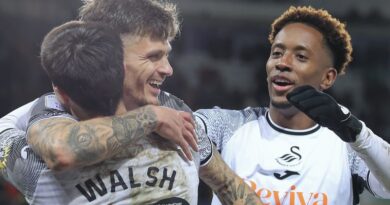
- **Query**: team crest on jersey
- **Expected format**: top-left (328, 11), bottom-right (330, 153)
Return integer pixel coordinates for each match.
top-left (276, 146), bottom-right (302, 167)
top-left (273, 170), bottom-right (300, 180)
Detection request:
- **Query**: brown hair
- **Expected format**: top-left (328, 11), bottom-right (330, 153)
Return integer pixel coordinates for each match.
top-left (41, 21), bottom-right (124, 115)
top-left (269, 6), bottom-right (352, 74)
top-left (79, 0), bottom-right (180, 41)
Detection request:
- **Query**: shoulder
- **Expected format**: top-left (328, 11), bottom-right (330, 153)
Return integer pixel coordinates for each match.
top-left (29, 92), bottom-right (74, 125)
top-left (158, 91), bottom-right (192, 113)
top-left (31, 93), bottom-right (66, 115)
top-left (195, 106), bottom-right (266, 125)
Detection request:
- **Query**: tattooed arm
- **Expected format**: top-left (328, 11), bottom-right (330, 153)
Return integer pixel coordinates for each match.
top-left (199, 146), bottom-right (262, 205)
top-left (27, 105), bottom-right (197, 171)
top-left (191, 108), bottom-right (261, 205)
top-left (14, 92), bottom-right (196, 171)
top-left (27, 105), bottom-right (157, 170)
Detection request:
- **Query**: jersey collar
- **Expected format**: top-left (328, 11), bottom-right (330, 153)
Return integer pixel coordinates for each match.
top-left (266, 111), bottom-right (320, 135)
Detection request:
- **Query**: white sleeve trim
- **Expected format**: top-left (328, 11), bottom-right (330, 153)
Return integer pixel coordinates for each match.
top-left (199, 137), bottom-right (214, 167)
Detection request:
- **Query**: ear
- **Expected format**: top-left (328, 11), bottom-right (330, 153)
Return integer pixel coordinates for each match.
top-left (320, 67), bottom-right (337, 91)
top-left (52, 84), bottom-right (70, 106)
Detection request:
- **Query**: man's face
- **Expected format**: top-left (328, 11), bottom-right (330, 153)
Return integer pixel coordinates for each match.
top-left (121, 35), bottom-right (173, 110)
top-left (266, 23), bottom-right (334, 109)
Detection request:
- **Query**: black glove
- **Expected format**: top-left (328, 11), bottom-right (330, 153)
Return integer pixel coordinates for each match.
top-left (286, 85), bottom-right (362, 142)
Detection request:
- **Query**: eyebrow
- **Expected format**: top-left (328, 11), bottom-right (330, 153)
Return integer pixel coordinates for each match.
top-left (272, 43), bottom-right (285, 50)
top-left (272, 42), bottom-right (310, 52)
top-left (146, 49), bottom-right (164, 56)
top-left (146, 48), bottom-right (168, 56)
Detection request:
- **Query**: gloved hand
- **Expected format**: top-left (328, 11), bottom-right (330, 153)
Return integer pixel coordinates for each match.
top-left (286, 85), bottom-right (362, 142)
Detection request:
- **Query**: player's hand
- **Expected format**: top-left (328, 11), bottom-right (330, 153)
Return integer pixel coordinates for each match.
top-left (286, 85), bottom-right (362, 142)
top-left (151, 106), bottom-right (198, 161)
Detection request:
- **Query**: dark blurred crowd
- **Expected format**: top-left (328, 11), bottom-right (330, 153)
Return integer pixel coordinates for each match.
top-left (0, 1), bottom-right (389, 204)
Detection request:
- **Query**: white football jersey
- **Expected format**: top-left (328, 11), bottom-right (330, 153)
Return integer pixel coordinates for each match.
top-left (0, 92), bottom-right (213, 205)
top-left (196, 107), bottom-right (372, 205)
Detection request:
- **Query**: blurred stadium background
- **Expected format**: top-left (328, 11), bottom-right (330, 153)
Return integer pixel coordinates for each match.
top-left (0, 0), bottom-right (389, 204)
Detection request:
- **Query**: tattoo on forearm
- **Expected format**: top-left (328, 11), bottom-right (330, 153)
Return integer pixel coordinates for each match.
top-left (200, 148), bottom-right (261, 205)
top-left (30, 120), bottom-right (64, 165)
top-left (29, 106), bottom-right (158, 168)
top-left (67, 125), bottom-right (105, 164)
top-left (112, 106), bottom-right (157, 147)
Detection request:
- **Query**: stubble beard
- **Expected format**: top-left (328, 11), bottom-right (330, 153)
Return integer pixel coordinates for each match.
top-left (270, 100), bottom-right (293, 109)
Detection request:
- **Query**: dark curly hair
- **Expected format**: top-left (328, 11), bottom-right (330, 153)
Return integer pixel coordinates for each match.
top-left (269, 6), bottom-right (352, 75)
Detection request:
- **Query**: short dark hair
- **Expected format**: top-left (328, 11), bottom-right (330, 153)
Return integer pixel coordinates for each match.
top-left (79, 0), bottom-right (180, 41)
top-left (41, 21), bottom-right (124, 116)
top-left (269, 6), bottom-right (352, 75)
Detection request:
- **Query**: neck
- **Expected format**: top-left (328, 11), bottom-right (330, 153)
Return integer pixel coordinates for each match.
top-left (71, 99), bottom-right (126, 120)
top-left (122, 93), bottom-right (142, 111)
top-left (268, 105), bottom-right (316, 130)
top-left (115, 99), bottom-right (127, 115)
top-left (70, 103), bottom-right (98, 121)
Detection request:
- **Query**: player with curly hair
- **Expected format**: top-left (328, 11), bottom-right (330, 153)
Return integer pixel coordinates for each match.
top-left (196, 6), bottom-right (390, 205)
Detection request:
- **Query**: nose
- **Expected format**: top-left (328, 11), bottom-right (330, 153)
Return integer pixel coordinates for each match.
top-left (276, 54), bottom-right (292, 72)
top-left (158, 60), bottom-right (173, 77)
top-left (276, 62), bottom-right (291, 72)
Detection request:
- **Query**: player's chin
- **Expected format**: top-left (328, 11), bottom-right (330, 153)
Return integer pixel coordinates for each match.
top-left (146, 96), bottom-right (160, 106)
top-left (270, 99), bottom-right (293, 109)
